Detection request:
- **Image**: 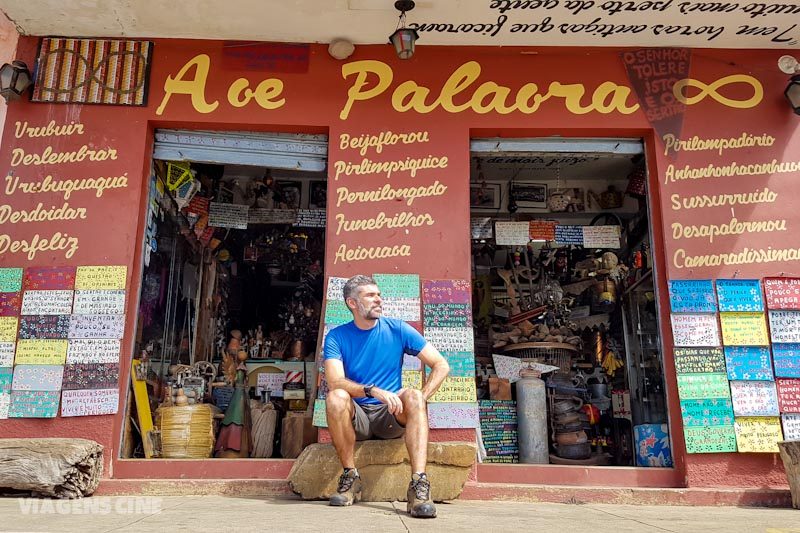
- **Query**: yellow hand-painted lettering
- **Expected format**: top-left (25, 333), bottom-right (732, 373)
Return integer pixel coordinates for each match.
top-left (673, 75), bottom-right (763, 109)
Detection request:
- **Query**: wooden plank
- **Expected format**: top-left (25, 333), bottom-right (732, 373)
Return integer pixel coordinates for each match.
top-left (131, 359), bottom-right (155, 458)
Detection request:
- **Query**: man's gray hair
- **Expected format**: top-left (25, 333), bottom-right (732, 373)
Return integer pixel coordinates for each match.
top-left (342, 275), bottom-right (377, 301)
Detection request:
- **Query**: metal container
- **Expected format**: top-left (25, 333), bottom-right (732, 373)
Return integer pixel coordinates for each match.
top-left (516, 372), bottom-right (549, 464)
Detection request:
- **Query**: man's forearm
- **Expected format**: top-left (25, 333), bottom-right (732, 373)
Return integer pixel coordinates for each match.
top-left (329, 376), bottom-right (369, 398)
top-left (421, 363), bottom-right (449, 400)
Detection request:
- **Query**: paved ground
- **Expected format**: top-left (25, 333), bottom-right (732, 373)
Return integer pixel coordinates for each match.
top-left (0, 495), bottom-right (798, 532)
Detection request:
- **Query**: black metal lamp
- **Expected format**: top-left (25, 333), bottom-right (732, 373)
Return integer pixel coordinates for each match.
top-left (0, 60), bottom-right (33, 103)
top-left (389, 0), bottom-right (419, 60)
top-left (786, 75), bottom-right (800, 116)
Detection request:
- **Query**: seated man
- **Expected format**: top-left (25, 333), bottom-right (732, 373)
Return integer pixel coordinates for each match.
top-left (323, 275), bottom-right (450, 519)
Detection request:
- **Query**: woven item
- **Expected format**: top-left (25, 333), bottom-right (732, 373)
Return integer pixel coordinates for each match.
top-left (159, 404), bottom-right (215, 458)
top-left (503, 342), bottom-right (577, 373)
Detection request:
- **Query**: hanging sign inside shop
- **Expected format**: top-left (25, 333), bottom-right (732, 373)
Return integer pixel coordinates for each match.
top-left (248, 208), bottom-right (297, 225)
top-left (66, 339), bottom-right (121, 364)
top-left (776, 379), bottom-right (800, 413)
top-left (772, 344), bottom-right (800, 378)
top-left (734, 416), bottom-right (783, 453)
top-left (582, 225), bottom-right (621, 249)
top-left (68, 314), bottom-right (125, 340)
top-left (680, 398), bottom-right (734, 427)
top-left (763, 278), bottom-right (800, 310)
top-left (72, 290), bottom-right (126, 315)
top-left (18, 315), bottom-right (70, 340)
top-left (295, 209), bottom-right (325, 228)
top-left (0, 268), bottom-right (23, 293)
top-left (670, 314), bottom-right (721, 347)
top-left (715, 279), bottom-right (764, 312)
top-left (373, 274), bottom-right (420, 299)
top-left (471, 218), bottom-right (493, 240)
top-left (668, 280), bottom-right (717, 313)
top-left (75, 266), bottom-right (127, 290)
top-left (11, 364), bottom-right (64, 391)
top-left (724, 346), bottom-right (773, 381)
top-left (0, 343), bottom-right (14, 367)
top-left (257, 372), bottom-right (286, 397)
top-left (9, 390), bottom-right (59, 418)
top-left (494, 221), bottom-right (530, 246)
top-left (21, 290), bottom-right (74, 316)
top-left (209, 202), bottom-right (248, 230)
top-left (676, 373), bottom-right (731, 400)
top-left (730, 380), bottom-right (779, 416)
top-left (62, 363), bottom-right (120, 390)
top-left (14, 339), bottom-right (68, 365)
top-left (782, 414), bottom-right (800, 441)
top-left (428, 402), bottom-right (479, 429)
top-left (768, 310), bottom-right (800, 343)
top-left (23, 267), bottom-right (75, 291)
top-left (719, 312), bottom-right (769, 347)
top-left (683, 425), bottom-right (737, 454)
top-left (529, 220), bottom-right (556, 241)
top-left (60, 388), bottom-right (119, 417)
top-left (673, 347), bottom-right (726, 374)
top-left (554, 225), bottom-right (583, 245)
top-left (0, 293), bottom-right (22, 317)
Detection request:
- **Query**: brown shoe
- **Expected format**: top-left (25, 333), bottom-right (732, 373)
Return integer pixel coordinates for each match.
top-left (406, 473), bottom-right (437, 518)
top-left (329, 469), bottom-right (363, 506)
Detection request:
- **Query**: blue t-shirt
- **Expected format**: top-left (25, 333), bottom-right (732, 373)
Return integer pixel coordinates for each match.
top-left (323, 317), bottom-right (427, 405)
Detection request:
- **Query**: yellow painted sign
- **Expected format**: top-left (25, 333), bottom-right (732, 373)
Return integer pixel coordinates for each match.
top-left (734, 416), bottom-right (783, 453)
top-left (0, 317), bottom-right (18, 342)
top-left (75, 266), bottom-right (127, 290)
top-left (720, 312), bottom-right (769, 346)
top-left (14, 339), bottom-right (68, 365)
top-left (429, 376), bottom-right (476, 403)
top-left (402, 370), bottom-right (423, 391)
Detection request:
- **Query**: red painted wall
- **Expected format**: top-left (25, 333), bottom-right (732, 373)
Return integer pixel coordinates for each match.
top-left (0, 36), bottom-right (796, 488)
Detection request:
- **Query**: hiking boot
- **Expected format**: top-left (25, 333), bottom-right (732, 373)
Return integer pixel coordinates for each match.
top-left (406, 473), bottom-right (437, 518)
top-left (329, 469), bottom-right (363, 506)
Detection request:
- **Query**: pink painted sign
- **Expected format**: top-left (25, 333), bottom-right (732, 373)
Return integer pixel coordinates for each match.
top-left (764, 277), bottom-right (800, 310)
top-left (422, 279), bottom-right (471, 304)
top-left (23, 267), bottom-right (76, 291)
top-left (777, 379), bottom-right (800, 413)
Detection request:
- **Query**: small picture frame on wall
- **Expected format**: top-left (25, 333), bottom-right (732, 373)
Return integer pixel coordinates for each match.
top-left (275, 181), bottom-right (302, 209)
top-left (470, 183), bottom-right (501, 210)
top-left (512, 183), bottom-right (548, 209)
top-left (309, 181), bottom-right (327, 209)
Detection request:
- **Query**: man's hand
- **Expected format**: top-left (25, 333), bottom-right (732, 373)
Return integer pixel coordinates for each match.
top-left (372, 387), bottom-right (404, 415)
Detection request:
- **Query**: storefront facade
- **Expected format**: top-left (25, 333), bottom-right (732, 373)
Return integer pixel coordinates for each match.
top-left (0, 26), bottom-right (797, 493)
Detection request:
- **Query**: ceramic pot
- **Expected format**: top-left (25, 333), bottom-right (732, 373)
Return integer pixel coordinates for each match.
top-left (555, 431), bottom-right (588, 446)
top-left (553, 396), bottom-right (584, 415)
top-left (554, 441), bottom-right (592, 460)
top-left (554, 412), bottom-right (581, 426)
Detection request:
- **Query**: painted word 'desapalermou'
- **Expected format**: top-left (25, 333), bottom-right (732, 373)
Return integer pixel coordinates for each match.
top-left (4, 174), bottom-right (129, 200)
top-left (335, 182), bottom-right (448, 207)
top-left (664, 160), bottom-right (800, 184)
top-left (662, 132), bottom-right (775, 156)
top-left (333, 156), bottom-right (448, 180)
top-left (672, 217), bottom-right (787, 243)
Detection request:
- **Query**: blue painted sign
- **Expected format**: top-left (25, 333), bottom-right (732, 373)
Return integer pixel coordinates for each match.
top-left (554, 225), bottom-right (583, 245)
top-left (724, 346), bottom-right (774, 381)
top-left (773, 344), bottom-right (800, 378)
top-left (669, 280), bottom-right (717, 313)
top-left (716, 279), bottom-right (764, 312)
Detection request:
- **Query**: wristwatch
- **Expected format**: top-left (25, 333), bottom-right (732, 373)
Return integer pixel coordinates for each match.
top-left (363, 384), bottom-right (375, 398)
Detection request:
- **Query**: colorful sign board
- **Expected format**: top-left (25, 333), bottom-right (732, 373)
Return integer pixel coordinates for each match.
top-left (670, 314), bottom-right (721, 347)
top-left (724, 346), bottom-right (773, 381)
top-left (674, 347), bottom-right (726, 374)
top-left (680, 398), bottom-right (735, 427)
top-left (764, 278), bottom-right (800, 310)
top-left (730, 380), bottom-right (779, 416)
top-left (772, 344), bottom-right (800, 378)
top-left (683, 425), bottom-right (737, 454)
top-left (768, 311), bottom-right (800, 343)
top-left (676, 373), bottom-right (731, 400)
top-left (715, 279), bottom-right (763, 312)
top-left (734, 416), bottom-right (783, 453)
top-left (719, 312), bottom-right (769, 347)
top-left (669, 280), bottom-right (717, 313)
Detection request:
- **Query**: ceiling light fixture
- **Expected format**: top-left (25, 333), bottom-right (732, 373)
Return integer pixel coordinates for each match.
top-left (778, 56), bottom-right (800, 115)
top-left (389, 0), bottom-right (419, 60)
top-left (0, 60), bottom-right (33, 103)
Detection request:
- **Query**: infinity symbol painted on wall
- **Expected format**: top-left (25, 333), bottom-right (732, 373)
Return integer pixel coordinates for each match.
top-left (673, 75), bottom-right (763, 109)
top-left (38, 48), bottom-right (148, 95)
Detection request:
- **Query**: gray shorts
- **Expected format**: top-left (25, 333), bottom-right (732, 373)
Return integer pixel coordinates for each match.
top-left (353, 401), bottom-right (406, 441)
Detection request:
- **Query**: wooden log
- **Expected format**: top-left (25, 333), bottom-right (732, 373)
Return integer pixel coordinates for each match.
top-left (778, 441), bottom-right (800, 509)
top-left (0, 438), bottom-right (103, 499)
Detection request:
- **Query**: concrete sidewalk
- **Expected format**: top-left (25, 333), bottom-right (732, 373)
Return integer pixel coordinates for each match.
top-left (0, 495), bottom-right (798, 533)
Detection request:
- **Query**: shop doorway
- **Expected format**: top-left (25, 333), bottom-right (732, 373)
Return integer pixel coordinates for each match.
top-left (470, 137), bottom-right (671, 468)
top-left (123, 130), bottom-right (326, 460)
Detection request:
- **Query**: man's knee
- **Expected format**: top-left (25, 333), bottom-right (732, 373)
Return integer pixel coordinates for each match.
top-left (402, 389), bottom-right (426, 410)
top-left (326, 389), bottom-right (352, 415)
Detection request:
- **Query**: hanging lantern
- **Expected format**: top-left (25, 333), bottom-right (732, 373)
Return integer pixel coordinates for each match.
top-left (389, 0), bottom-right (419, 60)
top-left (0, 61), bottom-right (33, 102)
top-left (786, 75), bottom-right (800, 115)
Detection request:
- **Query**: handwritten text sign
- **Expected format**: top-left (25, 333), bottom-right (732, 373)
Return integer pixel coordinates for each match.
top-left (716, 279), bottom-right (764, 312)
top-left (683, 425), bottom-right (737, 454)
top-left (312, 398), bottom-right (328, 427)
top-left (423, 303), bottom-right (472, 328)
top-left (0, 293), bottom-right (21, 317)
top-left (772, 344), bottom-right (800, 378)
top-left (495, 221), bottom-right (530, 245)
top-left (75, 266), bottom-right (127, 290)
top-left (257, 372), bottom-right (286, 395)
top-left (0, 367), bottom-right (10, 392)
top-left (782, 414), bottom-right (800, 441)
top-left (676, 373), bottom-right (730, 400)
top-left (0, 317), bottom-right (17, 342)
top-left (674, 347), bottom-right (725, 374)
top-left (730, 380), bottom-right (779, 416)
top-left (19, 315), bottom-right (70, 340)
top-left (425, 327), bottom-right (474, 353)
top-left (60, 388), bottom-right (119, 417)
top-left (429, 376), bottom-right (477, 403)
top-left (668, 280), bottom-right (717, 313)
top-left (433, 352), bottom-right (475, 378)
top-left (209, 201), bottom-right (248, 229)
top-left (422, 279), bottom-right (471, 304)
top-left (471, 218), bottom-right (493, 240)
top-left (734, 416), bottom-right (783, 453)
top-left (248, 208), bottom-right (296, 225)
top-left (428, 402), bottom-right (480, 429)
top-left (21, 290), bottom-right (74, 315)
top-left (0, 392), bottom-right (8, 419)
top-left (14, 339), bottom-right (68, 365)
top-left (11, 364), bottom-right (64, 391)
top-left (719, 312), bottom-right (769, 346)
top-left (295, 209), bottom-right (325, 228)
top-left (724, 346), bottom-right (773, 381)
top-left (554, 225), bottom-right (583, 245)
top-left (670, 314), bottom-right (720, 347)
top-left (62, 363), bottom-right (120, 390)
top-left (72, 290), bottom-right (126, 315)
top-left (680, 399), bottom-right (734, 427)
top-left (326, 277), bottom-right (348, 301)
top-left (324, 300), bottom-right (352, 326)
top-left (764, 278), bottom-right (800, 310)
top-left (381, 298), bottom-right (421, 322)
top-left (402, 370), bottom-right (423, 390)
top-left (373, 274), bottom-right (420, 299)
top-left (582, 225), bottom-right (620, 249)
top-left (769, 311), bottom-right (800, 343)
top-left (66, 339), bottom-right (121, 364)
top-left (23, 267), bottom-right (75, 290)
top-left (0, 343), bottom-right (14, 367)
top-left (68, 315), bottom-right (125, 339)
top-left (529, 220), bottom-right (556, 241)
top-left (0, 268), bottom-right (23, 293)
top-left (9, 390), bottom-right (59, 418)
top-left (776, 379), bottom-right (800, 413)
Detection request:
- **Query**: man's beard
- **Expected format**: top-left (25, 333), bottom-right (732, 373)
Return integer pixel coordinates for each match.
top-left (356, 299), bottom-right (382, 320)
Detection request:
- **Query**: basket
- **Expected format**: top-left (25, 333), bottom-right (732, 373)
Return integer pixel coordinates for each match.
top-left (158, 404), bottom-right (215, 458)
top-left (503, 342), bottom-right (577, 373)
